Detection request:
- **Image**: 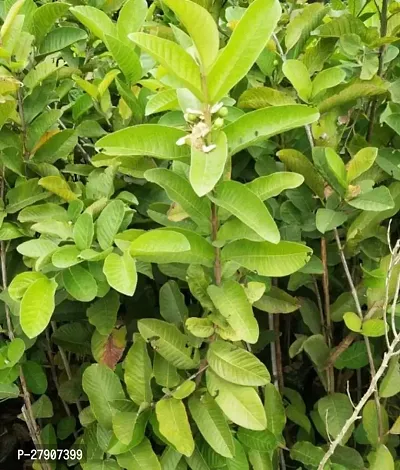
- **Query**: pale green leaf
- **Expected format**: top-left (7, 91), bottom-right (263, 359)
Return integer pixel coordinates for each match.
top-left (38, 176), bottom-right (78, 201)
top-left (206, 369), bottom-right (266, 431)
top-left (62, 265), bottom-right (97, 302)
top-left (70, 6), bottom-right (116, 42)
top-left (117, 0), bottom-right (147, 42)
top-left (208, 280), bottom-right (259, 344)
top-left (247, 172), bottom-right (304, 200)
top-left (73, 213), bottom-right (94, 250)
top-left (124, 333), bottom-right (152, 406)
top-left (117, 438), bottom-right (161, 470)
top-left (264, 383), bottom-right (286, 437)
top-left (225, 105), bottom-right (319, 155)
top-left (316, 209), bottom-right (348, 234)
top-left (238, 87), bottom-right (295, 108)
top-left (282, 60), bottom-right (312, 102)
top-left (190, 131), bottom-right (228, 197)
top-left (156, 398), bottom-right (194, 457)
top-left (254, 286), bottom-right (299, 314)
top-left (145, 89), bottom-right (178, 116)
top-left (317, 393), bottom-right (354, 441)
top-left (312, 67), bottom-right (346, 98)
top-left (207, 0), bottom-right (281, 102)
top-left (96, 200), bottom-right (125, 250)
top-left (347, 186), bottom-right (395, 211)
top-left (105, 35), bottom-right (142, 85)
top-left (207, 341), bottom-right (270, 386)
top-left (103, 252), bottom-right (137, 296)
top-left (221, 240), bottom-right (312, 277)
top-left (210, 181), bottom-right (279, 243)
top-left (129, 32), bottom-right (202, 99)
top-left (379, 357), bottom-right (400, 398)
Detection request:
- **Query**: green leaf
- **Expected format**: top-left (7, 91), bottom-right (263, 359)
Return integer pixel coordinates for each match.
top-left (277, 149), bottom-right (325, 199)
top-left (347, 186), bottom-right (395, 211)
top-left (225, 105), bottom-right (319, 155)
top-left (319, 79), bottom-right (387, 113)
top-left (124, 333), bottom-right (152, 406)
top-left (211, 180), bottom-right (279, 243)
top-left (188, 393), bottom-right (234, 458)
top-left (206, 369), bottom-right (266, 431)
top-left (361, 318), bottom-right (386, 337)
top-left (160, 280), bottom-right (188, 326)
top-left (368, 445), bottom-right (394, 470)
top-left (87, 290), bottom-right (120, 335)
top-left (247, 172), bottom-right (304, 200)
top-left (207, 341), bottom-right (270, 386)
top-left (138, 319), bottom-right (199, 369)
top-left (38, 176), bottom-right (78, 201)
top-left (312, 146), bottom-right (347, 196)
top-left (8, 271), bottom-right (47, 301)
top-left (145, 168), bottom-right (210, 231)
top-left (97, 125), bottom-right (188, 158)
top-left (282, 60), bottom-right (312, 102)
top-left (290, 442), bottom-right (326, 468)
top-left (62, 265), bottom-right (97, 302)
top-left (52, 245), bottom-right (81, 268)
top-left (221, 240), bottom-right (312, 277)
top-left (285, 3), bottom-right (327, 54)
top-left (103, 251), bottom-right (137, 296)
top-left (334, 341), bottom-right (369, 370)
top-left (145, 89), bottom-right (178, 116)
top-left (20, 277), bottom-right (57, 339)
top-left (248, 450), bottom-right (273, 470)
top-left (264, 383), bottom-right (286, 437)
top-left (317, 393), bottom-right (354, 441)
top-left (117, 0), bottom-right (147, 42)
top-left (163, 0), bottom-right (218, 71)
top-left (190, 131), bottom-right (228, 197)
top-left (73, 213), bottom-right (94, 250)
top-left (6, 178), bottom-right (50, 213)
top-left (112, 410), bottom-right (148, 448)
top-left (70, 6), bottom-right (116, 42)
top-left (207, 0), bottom-right (281, 102)
top-left (347, 147), bottom-right (378, 182)
top-left (105, 35), bottom-right (142, 85)
top-left (312, 67), bottom-right (346, 98)
top-left (22, 361), bottom-right (48, 395)
top-left (379, 357), bottom-right (400, 398)
top-left (30, 2), bottom-right (70, 44)
top-left (17, 239), bottom-right (58, 258)
top-left (238, 87), bottom-right (296, 108)
top-left (96, 200), bottom-right (125, 250)
top-left (129, 32), bottom-right (202, 99)
top-left (156, 398), bottom-right (194, 457)
top-left (226, 439), bottom-right (249, 470)
top-left (38, 27), bottom-right (88, 55)
top-left (153, 352), bottom-right (181, 388)
top-left (363, 400), bottom-right (389, 447)
top-left (316, 209), bottom-right (348, 234)
top-left (207, 280), bottom-right (259, 344)
top-left (237, 428), bottom-right (278, 452)
top-left (52, 322), bottom-right (93, 355)
top-left (117, 438), bottom-right (160, 470)
top-left (82, 364), bottom-right (125, 429)
top-left (254, 286), bottom-right (299, 314)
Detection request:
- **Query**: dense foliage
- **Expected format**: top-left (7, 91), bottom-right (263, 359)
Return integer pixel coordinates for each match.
top-left (1, 0), bottom-right (400, 468)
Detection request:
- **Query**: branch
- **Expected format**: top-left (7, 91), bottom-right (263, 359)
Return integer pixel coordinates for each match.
top-left (333, 228), bottom-right (383, 439)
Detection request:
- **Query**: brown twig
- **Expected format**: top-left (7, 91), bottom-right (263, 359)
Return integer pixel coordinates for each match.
top-left (17, 88), bottom-right (29, 160)
top-left (274, 314), bottom-right (284, 392)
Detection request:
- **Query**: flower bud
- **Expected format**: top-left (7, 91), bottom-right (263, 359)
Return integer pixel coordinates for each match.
top-left (213, 117), bottom-right (224, 129)
top-left (218, 107), bottom-right (228, 118)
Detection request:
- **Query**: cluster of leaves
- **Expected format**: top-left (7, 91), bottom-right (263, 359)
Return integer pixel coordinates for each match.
top-left (1, 0), bottom-right (400, 468)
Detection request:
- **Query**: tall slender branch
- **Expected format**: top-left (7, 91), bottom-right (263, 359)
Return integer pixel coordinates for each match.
top-left (321, 238), bottom-right (334, 393)
top-left (333, 228), bottom-right (383, 439)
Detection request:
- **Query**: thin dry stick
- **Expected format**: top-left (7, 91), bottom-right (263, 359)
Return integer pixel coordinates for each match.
top-left (50, 322), bottom-right (82, 414)
top-left (333, 228), bottom-right (383, 439)
top-left (321, 238), bottom-right (334, 393)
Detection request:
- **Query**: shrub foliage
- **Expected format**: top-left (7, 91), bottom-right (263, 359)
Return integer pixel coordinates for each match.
top-left (0, 0), bottom-right (400, 468)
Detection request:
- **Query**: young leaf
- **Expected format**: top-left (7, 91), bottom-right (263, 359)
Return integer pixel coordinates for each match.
top-left (190, 131), bottom-right (228, 197)
top-left (129, 33), bottom-right (203, 99)
top-left (117, 438), bottom-right (161, 470)
top-left (138, 319), bottom-right (199, 369)
top-left (210, 181), bottom-right (280, 243)
top-left (117, 0), bottom-right (147, 42)
top-left (145, 168), bottom-right (210, 231)
top-left (96, 200), bottom-right (125, 250)
top-left (156, 398), bottom-right (194, 457)
top-left (316, 209), bottom-right (348, 234)
top-left (207, 341), bottom-right (270, 386)
top-left (207, 0), bottom-right (281, 102)
top-left (347, 186), bottom-right (395, 211)
top-left (207, 280), bottom-right (259, 344)
top-left (38, 176), bottom-right (78, 201)
top-left (312, 147), bottom-right (347, 196)
top-left (104, 35), bottom-right (142, 85)
top-left (124, 333), bottom-right (153, 406)
top-left (247, 172), bottom-right (304, 200)
top-left (73, 212), bottom-right (94, 250)
top-left (20, 277), bottom-right (57, 339)
top-left (103, 252), bottom-right (138, 296)
top-left (282, 60), bottom-right (312, 102)
top-left (311, 67), bottom-right (346, 98)
top-left (221, 240), bottom-right (312, 277)
top-left (62, 265), bottom-right (97, 302)
top-left (70, 6), bottom-right (116, 42)
top-left (206, 369), bottom-right (267, 431)
top-left (188, 393), bottom-right (235, 458)
top-left (163, 0), bottom-right (219, 71)
top-left (264, 383), bottom-right (286, 437)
